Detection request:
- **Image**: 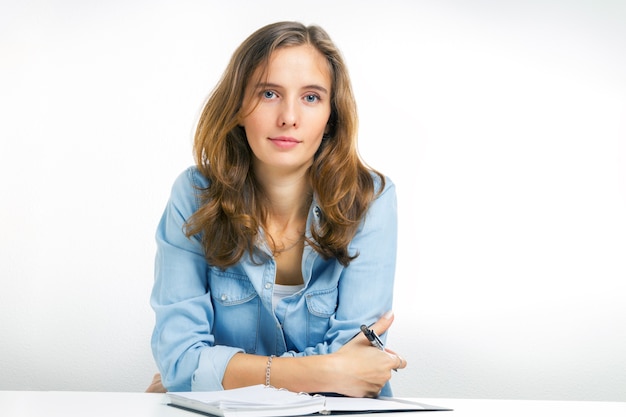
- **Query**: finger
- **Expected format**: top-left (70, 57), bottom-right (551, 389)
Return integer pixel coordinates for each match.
top-left (393, 354), bottom-right (407, 370)
top-left (383, 347), bottom-right (405, 364)
top-left (384, 351), bottom-right (407, 370)
top-left (368, 310), bottom-right (394, 337)
top-left (384, 347), bottom-right (399, 355)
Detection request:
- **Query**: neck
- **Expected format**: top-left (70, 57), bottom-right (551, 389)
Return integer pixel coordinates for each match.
top-left (255, 166), bottom-right (312, 227)
top-left (254, 169), bottom-right (312, 246)
top-left (266, 185), bottom-right (311, 237)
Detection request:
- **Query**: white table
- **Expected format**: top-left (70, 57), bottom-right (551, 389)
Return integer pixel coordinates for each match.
top-left (2, 391), bottom-right (625, 417)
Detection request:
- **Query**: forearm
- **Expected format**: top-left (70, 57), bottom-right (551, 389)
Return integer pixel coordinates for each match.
top-left (221, 339), bottom-right (397, 398)
top-left (222, 353), bottom-right (337, 393)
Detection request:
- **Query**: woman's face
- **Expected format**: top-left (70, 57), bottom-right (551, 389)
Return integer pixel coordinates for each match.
top-left (241, 45), bottom-right (332, 176)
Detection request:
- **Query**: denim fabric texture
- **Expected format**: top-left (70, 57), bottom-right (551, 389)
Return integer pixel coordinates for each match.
top-left (151, 166), bottom-right (398, 395)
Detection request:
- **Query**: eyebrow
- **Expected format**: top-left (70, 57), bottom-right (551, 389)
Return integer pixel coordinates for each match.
top-left (254, 82), bottom-right (329, 95)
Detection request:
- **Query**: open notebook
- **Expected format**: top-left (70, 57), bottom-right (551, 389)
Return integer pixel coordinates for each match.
top-left (166, 384), bottom-right (451, 417)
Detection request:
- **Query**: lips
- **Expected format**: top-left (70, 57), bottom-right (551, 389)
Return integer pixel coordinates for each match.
top-left (268, 136), bottom-right (301, 149)
top-left (269, 136), bottom-right (300, 143)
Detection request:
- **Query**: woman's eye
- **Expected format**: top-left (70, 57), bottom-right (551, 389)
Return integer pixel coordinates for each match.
top-left (304, 94), bottom-right (319, 103)
top-left (263, 91), bottom-right (276, 99)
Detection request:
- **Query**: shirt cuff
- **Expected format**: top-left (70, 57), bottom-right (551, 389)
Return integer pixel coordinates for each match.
top-left (191, 345), bottom-right (245, 391)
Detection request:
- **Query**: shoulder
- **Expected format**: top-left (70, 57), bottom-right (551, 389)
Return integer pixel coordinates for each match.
top-left (172, 165), bottom-right (210, 190)
top-left (369, 170), bottom-right (395, 198)
top-left (353, 171), bottom-right (397, 236)
top-left (168, 166), bottom-right (211, 211)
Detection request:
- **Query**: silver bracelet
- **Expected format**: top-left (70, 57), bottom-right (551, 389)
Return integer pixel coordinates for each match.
top-left (265, 355), bottom-right (275, 386)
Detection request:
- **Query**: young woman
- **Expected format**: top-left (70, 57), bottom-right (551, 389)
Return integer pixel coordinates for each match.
top-left (149, 21), bottom-right (405, 398)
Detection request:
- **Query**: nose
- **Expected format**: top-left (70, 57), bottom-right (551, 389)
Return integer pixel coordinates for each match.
top-left (278, 99), bottom-right (298, 128)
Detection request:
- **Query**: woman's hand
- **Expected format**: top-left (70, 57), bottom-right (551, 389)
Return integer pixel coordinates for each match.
top-left (145, 373), bottom-right (167, 393)
top-left (329, 311), bottom-right (407, 397)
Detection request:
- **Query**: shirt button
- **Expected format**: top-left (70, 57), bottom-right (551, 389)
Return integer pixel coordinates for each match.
top-left (314, 206), bottom-right (321, 218)
top-left (264, 282), bottom-right (272, 289)
top-left (220, 294), bottom-right (227, 301)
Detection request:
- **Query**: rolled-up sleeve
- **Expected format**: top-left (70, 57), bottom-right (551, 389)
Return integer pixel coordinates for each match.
top-left (150, 168), bottom-right (244, 392)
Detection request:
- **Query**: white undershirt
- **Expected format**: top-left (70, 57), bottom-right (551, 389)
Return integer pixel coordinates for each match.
top-left (272, 283), bottom-right (304, 310)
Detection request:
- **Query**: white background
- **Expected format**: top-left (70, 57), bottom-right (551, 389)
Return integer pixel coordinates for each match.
top-left (1, 0), bottom-right (625, 401)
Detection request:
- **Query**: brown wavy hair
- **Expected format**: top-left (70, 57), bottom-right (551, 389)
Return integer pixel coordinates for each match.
top-left (185, 21), bottom-right (385, 268)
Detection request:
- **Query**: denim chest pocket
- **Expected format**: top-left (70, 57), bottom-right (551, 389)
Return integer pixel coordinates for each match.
top-left (210, 270), bottom-right (257, 306)
top-left (208, 270), bottom-right (259, 352)
top-left (304, 287), bottom-right (338, 344)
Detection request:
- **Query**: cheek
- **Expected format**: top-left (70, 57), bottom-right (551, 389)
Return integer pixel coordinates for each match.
top-left (242, 115), bottom-right (263, 138)
top-left (309, 134), bottom-right (324, 153)
top-left (318, 114), bottom-right (331, 137)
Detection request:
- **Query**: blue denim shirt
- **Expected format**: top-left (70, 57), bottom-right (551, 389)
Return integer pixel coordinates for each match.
top-left (151, 166), bottom-right (398, 395)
